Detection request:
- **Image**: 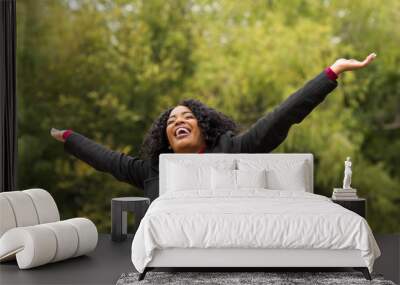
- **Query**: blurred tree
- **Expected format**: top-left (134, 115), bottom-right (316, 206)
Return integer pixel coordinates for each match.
top-left (16, 0), bottom-right (399, 233)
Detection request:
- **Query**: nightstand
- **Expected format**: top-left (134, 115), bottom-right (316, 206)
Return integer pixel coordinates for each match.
top-left (331, 198), bottom-right (366, 218)
top-left (111, 197), bottom-right (150, 242)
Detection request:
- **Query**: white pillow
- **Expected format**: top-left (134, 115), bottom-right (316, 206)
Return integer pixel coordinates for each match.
top-left (266, 168), bottom-right (307, 191)
top-left (167, 162), bottom-right (210, 191)
top-left (167, 160), bottom-right (236, 192)
top-left (236, 169), bottom-right (267, 189)
top-left (211, 168), bottom-right (267, 191)
top-left (211, 168), bottom-right (236, 190)
top-left (237, 159), bottom-right (308, 191)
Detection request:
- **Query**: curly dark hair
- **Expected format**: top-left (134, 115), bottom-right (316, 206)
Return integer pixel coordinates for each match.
top-left (138, 99), bottom-right (240, 162)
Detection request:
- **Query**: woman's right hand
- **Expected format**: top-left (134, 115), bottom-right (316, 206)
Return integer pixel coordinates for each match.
top-left (51, 128), bottom-right (67, 143)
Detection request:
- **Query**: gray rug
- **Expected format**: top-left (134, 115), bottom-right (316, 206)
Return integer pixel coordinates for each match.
top-left (116, 271), bottom-right (396, 285)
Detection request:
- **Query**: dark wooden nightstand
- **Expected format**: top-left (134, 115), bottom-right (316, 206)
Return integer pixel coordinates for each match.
top-left (331, 198), bottom-right (366, 218)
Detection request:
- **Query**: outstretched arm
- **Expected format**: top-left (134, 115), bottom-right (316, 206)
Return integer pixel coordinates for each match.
top-left (233, 53), bottom-right (377, 153)
top-left (52, 129), bottom-right (149, 189)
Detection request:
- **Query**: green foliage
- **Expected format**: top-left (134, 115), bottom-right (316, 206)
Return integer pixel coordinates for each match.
top-left (16, 0), bottom-right (399, 233)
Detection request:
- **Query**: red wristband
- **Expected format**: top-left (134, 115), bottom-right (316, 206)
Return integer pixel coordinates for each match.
top-left (62, 129), bottom-right (73, 140)
top-left (325, 67), bottom-right (338, 81)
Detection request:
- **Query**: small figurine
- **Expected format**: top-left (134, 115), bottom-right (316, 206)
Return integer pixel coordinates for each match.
top-left (343, 157), bottom-right (352, 189)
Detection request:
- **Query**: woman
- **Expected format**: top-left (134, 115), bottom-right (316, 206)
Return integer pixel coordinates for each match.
top-left (52, 53), bottom-right (376, 201)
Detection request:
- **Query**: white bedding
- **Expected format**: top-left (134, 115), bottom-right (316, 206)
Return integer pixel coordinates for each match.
top-left (131, 190), bottom-right (380, 273)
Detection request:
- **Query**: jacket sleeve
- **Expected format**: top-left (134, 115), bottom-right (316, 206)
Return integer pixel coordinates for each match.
top-left (63, 132), bottom-right (148, 189)
top-left (232, 70), bottom-right (338, 153)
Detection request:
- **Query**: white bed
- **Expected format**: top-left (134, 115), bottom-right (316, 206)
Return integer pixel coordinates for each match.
top-left (131, 154), bottom-right (381, 280)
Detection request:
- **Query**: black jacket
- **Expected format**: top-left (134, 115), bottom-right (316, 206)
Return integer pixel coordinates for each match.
top-left (64, 70), bottom-right (338, 201)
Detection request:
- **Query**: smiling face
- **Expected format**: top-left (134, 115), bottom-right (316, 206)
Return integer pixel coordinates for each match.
top-left (165, 105), bottom-right (206, 153)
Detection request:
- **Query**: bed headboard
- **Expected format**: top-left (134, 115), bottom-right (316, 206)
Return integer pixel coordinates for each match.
top-left (159, 153), bottom-right (314, 195)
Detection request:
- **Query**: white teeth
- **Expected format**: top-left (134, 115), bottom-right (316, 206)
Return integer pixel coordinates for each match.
top-left (175, 127), bottom-right (190, 137)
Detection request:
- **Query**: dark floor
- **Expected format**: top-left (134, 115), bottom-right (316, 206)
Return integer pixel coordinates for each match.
top-left (0, 234), bottom-right (134, 285)
top-left (0, 234), bottom-right (399, 285)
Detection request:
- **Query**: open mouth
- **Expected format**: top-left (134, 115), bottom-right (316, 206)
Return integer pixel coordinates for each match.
top-left (175, 127), bottom-right (191, 139)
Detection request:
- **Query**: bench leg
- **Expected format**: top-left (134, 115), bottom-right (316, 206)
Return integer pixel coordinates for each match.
top-left (354, 267), bottom-right (371, 280)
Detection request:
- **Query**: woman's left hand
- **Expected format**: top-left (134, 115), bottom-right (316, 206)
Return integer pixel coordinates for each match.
top-left (330, 52), bottom-right (377, 75)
